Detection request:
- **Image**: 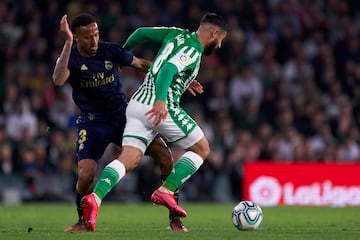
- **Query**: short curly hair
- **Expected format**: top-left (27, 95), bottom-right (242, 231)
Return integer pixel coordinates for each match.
top-left (200, 13), bottom-right (228, 32)
top-left (70, 13), bottom-right (97, 33)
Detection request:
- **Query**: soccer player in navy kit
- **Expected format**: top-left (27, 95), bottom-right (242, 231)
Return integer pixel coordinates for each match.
top-left (52, 14), bottom-right (195, 232)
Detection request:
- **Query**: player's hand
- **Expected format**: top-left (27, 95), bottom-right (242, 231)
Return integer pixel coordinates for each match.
top-left (187, 80), bottom-right (204, 96)
top-left (60, 14), bottom-right (73, 43)
top-left (146, 100), bottom-right (167, 126)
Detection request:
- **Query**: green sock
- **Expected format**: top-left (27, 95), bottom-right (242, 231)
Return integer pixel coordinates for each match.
top-left (164, 152), bottom-right (203, 192)
top-left (93, 160), bottom-right (125, 200)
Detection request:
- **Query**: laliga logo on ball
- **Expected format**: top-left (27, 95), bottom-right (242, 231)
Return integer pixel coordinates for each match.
top-left (249, 176), bottom-right (282, 206)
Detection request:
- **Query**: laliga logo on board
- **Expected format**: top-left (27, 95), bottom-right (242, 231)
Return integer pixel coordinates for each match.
top-left (249, 176), bottom-right (282, 206)
top-left (249, 176), bottom-right (360, 206)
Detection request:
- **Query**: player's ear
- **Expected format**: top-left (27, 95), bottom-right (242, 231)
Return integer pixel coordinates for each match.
top-left (211, 29), bottom-right (220, 40)
top-left (210, 29), bottom-right (216, 37)
top-left (73, 33), bottom-right (78, 42)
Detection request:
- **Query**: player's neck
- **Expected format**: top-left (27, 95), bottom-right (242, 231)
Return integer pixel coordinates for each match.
top-left (77, 45), bottom-right (96, 58)
top-left (195, 31), bottom-right (207, 48)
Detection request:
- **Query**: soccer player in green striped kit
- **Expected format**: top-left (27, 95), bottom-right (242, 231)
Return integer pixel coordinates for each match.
top-left (81, 13), bottom-right (228, 232)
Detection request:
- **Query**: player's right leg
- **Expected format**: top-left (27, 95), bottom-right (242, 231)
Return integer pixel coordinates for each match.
top-left (121, 100), bottom-right (187, 217)
top-left (81, 146), bottom-right (143, 232)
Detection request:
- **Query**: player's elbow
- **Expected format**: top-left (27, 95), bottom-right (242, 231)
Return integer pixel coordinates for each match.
top-left (52, 72), bottom-right (67, 86)
top-left (202, 143), bottom-right (210, 160)
top-left (52, 66), bottom-right (69, 86)
top-left (132, 57), bottom-right (151, 73)
top-left (52, 76), bottom-right (65, 86)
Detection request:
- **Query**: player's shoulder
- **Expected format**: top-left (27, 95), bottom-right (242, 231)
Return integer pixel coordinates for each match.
top-left (70, 44), bottom-right (79, 57)
top-left (69, 45), bottom-right (81, 65)
top-left (96, 41), bottom-right (128, 59)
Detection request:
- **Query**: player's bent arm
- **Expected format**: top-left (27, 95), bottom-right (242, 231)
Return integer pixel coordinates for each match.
top-left (122, 27), bottom-right (172, 51)
top-left (131, 56), bottom-right (152, 73)
top-left (52, 40), bottom-right (72, 86)
top-left (155, 63), bottom-right (178, 101)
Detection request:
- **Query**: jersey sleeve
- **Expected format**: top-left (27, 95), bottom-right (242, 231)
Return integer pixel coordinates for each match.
top-left (155, 63), bottom-right (178, 101)
top-left (123, 27), bottom-right (178, 51)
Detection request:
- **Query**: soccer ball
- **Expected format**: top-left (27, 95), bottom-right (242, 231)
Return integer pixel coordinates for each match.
top-left (232, 200), bottom-right (263, 230)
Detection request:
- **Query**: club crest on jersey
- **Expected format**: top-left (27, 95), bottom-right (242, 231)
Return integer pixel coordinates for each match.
top-left (104, 61), bottom-right (113, 70)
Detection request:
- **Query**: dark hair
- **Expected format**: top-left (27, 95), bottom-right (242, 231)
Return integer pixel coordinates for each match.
top-left (200, 13), bottom-right (228, 32)
top-left (70, 13), bottom-right (96, 33)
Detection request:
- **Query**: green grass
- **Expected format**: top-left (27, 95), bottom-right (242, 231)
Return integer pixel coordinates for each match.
top-left (0, 203), bottom-right (359, 240)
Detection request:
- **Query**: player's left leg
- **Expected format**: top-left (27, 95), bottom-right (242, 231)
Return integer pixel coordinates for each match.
top-left (160, 136), bottom-right (210, 193)
top-left (150, 109), bottom-right (209, 227)
top-left (146, 136), bottom-right (188, 232)
top-left (64, 158), bottom-right (97, 232)
top-left (151, 135), bottom-right (209, 224)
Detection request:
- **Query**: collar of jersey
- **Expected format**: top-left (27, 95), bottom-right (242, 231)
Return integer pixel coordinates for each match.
top-left (190, 32), bottom-right (204, 53)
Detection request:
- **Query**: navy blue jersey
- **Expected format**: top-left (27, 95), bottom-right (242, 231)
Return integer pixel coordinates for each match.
top-left (68, 41), bottom-right (133, 121)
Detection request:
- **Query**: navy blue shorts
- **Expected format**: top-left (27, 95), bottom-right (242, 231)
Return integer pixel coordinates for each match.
top-left (75, 114), bottom-right (126, 162)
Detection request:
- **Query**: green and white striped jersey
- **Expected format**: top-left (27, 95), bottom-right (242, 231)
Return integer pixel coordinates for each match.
top-left (131, 27), bottom-right (203, 108)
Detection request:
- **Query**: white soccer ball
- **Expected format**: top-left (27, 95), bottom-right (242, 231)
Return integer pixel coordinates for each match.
top-left (232, 200), bottom-right (263, 230)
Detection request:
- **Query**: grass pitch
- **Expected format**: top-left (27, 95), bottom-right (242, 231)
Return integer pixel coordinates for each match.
top-left (0, 203), bottom-right (359, 240)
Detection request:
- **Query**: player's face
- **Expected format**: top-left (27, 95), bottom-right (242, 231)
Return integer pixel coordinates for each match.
top-left (73, 22), bottom-right (99, 57)
top-left (204, 30), bottom-right (227, 56)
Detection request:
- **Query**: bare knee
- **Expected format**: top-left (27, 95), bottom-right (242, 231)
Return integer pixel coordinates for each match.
top-left (76, 159), bottom-right (97, 194)
top-left (187, 137), bottom-right (210, 160)
top-left (118, 146), bottom-right (144, 172)
top-left (200, 139), bottom-right (210, 159)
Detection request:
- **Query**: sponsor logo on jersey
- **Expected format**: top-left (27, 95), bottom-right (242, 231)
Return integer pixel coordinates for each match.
top-left (81, 73), bottom-right (115, 88)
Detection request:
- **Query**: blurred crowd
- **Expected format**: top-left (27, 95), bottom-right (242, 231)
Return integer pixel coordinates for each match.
top-left (1, 0), bottom-right (360, 203)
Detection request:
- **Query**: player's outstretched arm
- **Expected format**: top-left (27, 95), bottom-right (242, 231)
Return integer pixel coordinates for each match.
top-left (52, 14), bottom-right (72, 86)
top-left (131, 56), bottom-right (152, 73)
top-left (122, 27), bottom-right (172, 51)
